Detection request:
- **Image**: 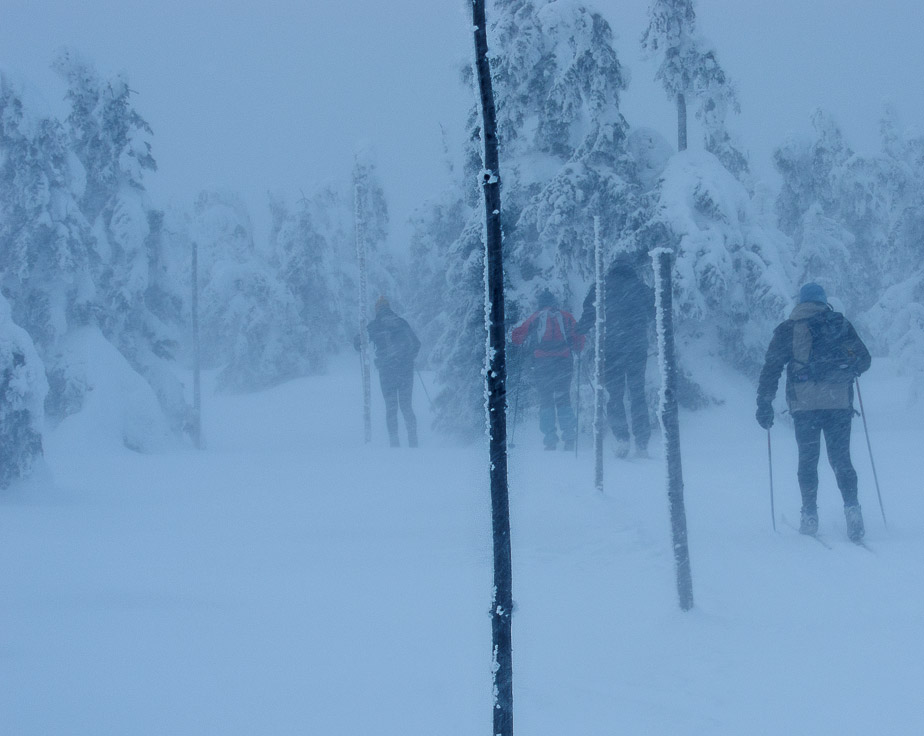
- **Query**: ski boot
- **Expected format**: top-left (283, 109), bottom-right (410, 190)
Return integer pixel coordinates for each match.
top-left (845, 504), bottom-right (865, 543)
top-left (799, 506), bottom-right (818, 536)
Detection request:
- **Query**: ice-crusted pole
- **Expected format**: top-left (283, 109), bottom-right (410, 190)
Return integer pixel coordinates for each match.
top-left (353, 176), bottom-right (372, 444)
top-left (651, 247), bottom-right (694, 612)
top-left (191, 240), bottom-right (202, 450)
top-left (593, 217), bottom-right (605, 492)
top-left (472, 0), bottom-right (513, 733)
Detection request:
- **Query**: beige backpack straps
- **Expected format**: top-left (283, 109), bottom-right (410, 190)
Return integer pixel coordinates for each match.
top-left (792, 320), bottom-right (812, 367)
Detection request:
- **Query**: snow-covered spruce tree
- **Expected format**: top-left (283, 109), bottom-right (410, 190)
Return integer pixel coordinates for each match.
top-left (0, 71), bottom-right (95, 418)
top-left (52, 50), bottom-right (188, 430)
top-left (860, 106), bottom-right (924, 401)
top-left (641, 0), bottom-right (748, 180)
top-left (266, 192), bottom-right (339, 374)
top-left (643, 149), bottom-right (793, 389)
top-left (417, 0), bottom-right (645, 439)
top-left (284, 176), bottom-right (398, 354)
top-left (0, 292), bottom-right (47, 488)
top-left (406, 162), bottom-right (473, 367)
top-left (351, 147), bottom-right (399, 307)
top-left (774, 109), bottom-right (894, 317)
top-left (184, 190), bottom-right (308, 392)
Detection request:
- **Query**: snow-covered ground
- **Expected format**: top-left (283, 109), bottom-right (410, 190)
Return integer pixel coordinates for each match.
top-left (2, 356), bottom-right (922, 734)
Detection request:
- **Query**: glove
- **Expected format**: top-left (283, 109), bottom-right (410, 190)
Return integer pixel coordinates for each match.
top-left (756, 401), bottom-right (774, 430)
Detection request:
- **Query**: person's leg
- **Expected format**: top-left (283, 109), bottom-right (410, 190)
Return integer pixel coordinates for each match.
top-left (534, 361), bottom-right (558, 449)
top-left (822, 410), bottom-right (859, 507)
top-left (793, 411), bottom-right (822, 512)
top-left (553, 357), bottom-right (576, 447)
top-left (604, 361), bottom-right (630, 443)
top-left (625, 352), bottom-right (650, 452)
top-left (397, 366), bottom-right (417, 447)
top-left (379, 372), bottom-right (400, 447)
top-left (822, 409), bottom-right (864, 540)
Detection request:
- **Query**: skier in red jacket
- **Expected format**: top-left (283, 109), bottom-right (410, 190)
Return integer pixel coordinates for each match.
top-left (512, 289), bottom-right (585, 450)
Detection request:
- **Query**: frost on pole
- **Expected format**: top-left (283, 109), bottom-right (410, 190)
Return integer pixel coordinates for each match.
top-left (353, 173), bottom-right (372, 444)
top-left (472, 0), bottom-right (513, 733)
top-left (593, 216), bottom-right (605, 492)
top-left (651, 247), bottom-right (694, 612)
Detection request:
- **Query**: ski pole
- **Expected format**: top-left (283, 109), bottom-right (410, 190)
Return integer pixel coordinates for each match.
top-left (855, 378), bottom-right (887, 527)
top-left (416, 370), bottom-right (435, 411)
top-left (767, 428), bottom-right (777, 532)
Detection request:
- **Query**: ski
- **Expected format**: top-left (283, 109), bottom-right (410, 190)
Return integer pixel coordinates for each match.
top-left (781, 516), bottom-right (833, 549)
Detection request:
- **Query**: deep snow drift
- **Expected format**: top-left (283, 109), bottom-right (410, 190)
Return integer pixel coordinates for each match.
top-left (1, 356), bottom-right (922, 734)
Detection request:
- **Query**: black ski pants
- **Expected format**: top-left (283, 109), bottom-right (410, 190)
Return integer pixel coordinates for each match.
top-left (604, 350), bottom-right (650, 450)
top-left (533, 355), bottom-right (576, 447)
top-left (379, 364), bottom-right (417, 447)
top-left (792, 409), bottom-right (858, 509)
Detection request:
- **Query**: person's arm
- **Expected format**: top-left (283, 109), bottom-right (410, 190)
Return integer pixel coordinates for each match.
top-left (757, 322), bottom-right (790, 407)
top-left (845, 321), bottom-right (871, 376)
top-left (575, 286), bottom-right (596, 336)
top-left (511, 312), bottom-right (537, 346)
top-left (406, 321), bottom-right (421, 360)
top-left (565, 312), bottom-right (586, 353)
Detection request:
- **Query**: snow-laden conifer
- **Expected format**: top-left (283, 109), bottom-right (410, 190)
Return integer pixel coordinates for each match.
top-left (416, 0), bottom-right (643, 438)
top-left (0, 292), bottom-right (47, 488)
top-left (646, 150), bottom-right (792, 392)
top-left (641, 0), bottom-right (748, 180)
top-left (52, 51), bottom-right (187, 430)
top-left (0, 71), bottom-right (95, 418)
top-left (182, 190), bottom-right (311, 392)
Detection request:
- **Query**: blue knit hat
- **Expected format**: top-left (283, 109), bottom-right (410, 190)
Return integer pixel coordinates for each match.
top-left (799, 283), bottom-right (827, 305)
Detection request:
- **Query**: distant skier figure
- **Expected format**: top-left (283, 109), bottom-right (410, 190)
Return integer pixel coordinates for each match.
top-left (756, 283), bottom-right (871, 542)
top-left (365, 297), bottom-right (421, 448)
top-left (512, 289), bottom-right (585, 451)
top-left (577, 256), bottom-right (655, 458)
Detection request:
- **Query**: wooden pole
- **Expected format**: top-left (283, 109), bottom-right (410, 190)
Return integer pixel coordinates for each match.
top-left (651, 247), bottom-right (693, 611)
top-left (191, 240), bottom-right (202, 450)
top-left (593, 217), bottom-right (605, 492)
top-left (353, 178), bottom-right (372, 444)
top-left (472, 1), bottom-right (513, 733)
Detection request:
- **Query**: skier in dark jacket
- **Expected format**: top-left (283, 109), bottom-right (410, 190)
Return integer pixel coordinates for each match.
top-left (511, 290), bottom-right (585, 451)
top-left (365, 297), bottom-right (421, 448)
top-left (577, 257), bottom-right (655, 458)
top-left (756, 283), bottom-right (871, 541)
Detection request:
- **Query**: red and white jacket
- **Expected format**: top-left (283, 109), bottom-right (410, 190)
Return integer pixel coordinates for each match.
top-left (511, 307), bottom-right (585, 358)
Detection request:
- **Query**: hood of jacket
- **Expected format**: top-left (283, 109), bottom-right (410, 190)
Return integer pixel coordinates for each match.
top-left (788, 301), bottom-right (830, 322)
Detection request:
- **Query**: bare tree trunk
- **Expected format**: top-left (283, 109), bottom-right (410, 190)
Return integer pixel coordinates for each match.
top-left (652, 248), bottom-right (693, 612)
top-left (677, 92), bottom-right (688, 152)
top-left (472, 1), bottom-right (513, 734)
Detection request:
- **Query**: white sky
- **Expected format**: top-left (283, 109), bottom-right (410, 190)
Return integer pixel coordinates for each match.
top-left (3, 0), bottom-right (924, 247)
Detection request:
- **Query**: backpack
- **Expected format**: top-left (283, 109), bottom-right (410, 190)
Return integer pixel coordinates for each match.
top-left (791, 311), bottom-right (854, 384)
top-left (533, 308), bottom-right (569, 353)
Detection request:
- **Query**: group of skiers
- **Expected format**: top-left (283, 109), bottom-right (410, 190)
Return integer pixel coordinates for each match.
top-left (511, 256), bottom-right (654, 457)
top-left (359, 265), bottom-right (871, 543)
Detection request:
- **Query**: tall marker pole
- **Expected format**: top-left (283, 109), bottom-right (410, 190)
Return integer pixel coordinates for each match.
top-left (651, 248), bottom-right (694, 612)
top-left (593, 217), bottom-right (606, 492)
top-left (472, 1), bottom-right (513, 733)
top-left (353, 178), bottom-right (372, 444)
top-left (191, 240), bottom-right (202, 450)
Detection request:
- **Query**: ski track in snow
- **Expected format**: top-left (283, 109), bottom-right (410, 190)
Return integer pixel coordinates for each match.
top-left (1, 357), bottom-right (922, 734)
